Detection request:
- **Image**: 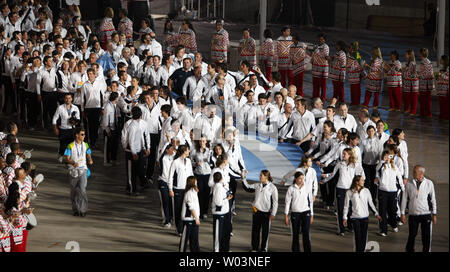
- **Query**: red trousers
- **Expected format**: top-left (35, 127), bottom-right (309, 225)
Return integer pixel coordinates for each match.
top-left (419, 91), bottom-right (432, 117)
top-left (439, 95), bottom-right (449, 120)
top-left (313, 77), bottom-right (327, 101)
top-left (293, 71), bottom-right (305, 96)
top-left (332, 80), bottom-right (345, 102)
top-left (279, 69), bottom-right (293, 87)
top-left (403, 91), bottom-right (418, 114)
top-left (350, 83), bottom-right (361, 105)
top-left (388, 87), bottom-right (402, 110)
top-left (363, 91), bottom-right (380, 107)
top-left (10, 229), bottom-right (28, 252)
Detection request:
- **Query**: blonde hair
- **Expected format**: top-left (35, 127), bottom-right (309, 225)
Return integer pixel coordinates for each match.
top-left (419, 48), bottom-right (429, 58)
top-left (371, 46), bottom-right (382, 60)
top-left (343, 148), bottom-right (356, 167)
top-left (105, 7), bottom-right (114, 18)
top-left (406, 49), bottom-right (416, 63)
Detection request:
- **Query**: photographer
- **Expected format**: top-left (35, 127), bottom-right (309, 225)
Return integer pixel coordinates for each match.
top-left (52, 93), bottom-right (80, 162)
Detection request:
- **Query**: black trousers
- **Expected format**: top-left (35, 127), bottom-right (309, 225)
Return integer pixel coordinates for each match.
top-left (213, 212), bottom-right (232, 252)
top-left (1, 75), bottom-right (13, 113)
top-left (351, 217), bottom-right (369, 252)
top-left (195, 174), bottom-right (210, 217)
top-left (291, 211), bottom-right (312, 252)
top-left (378, 190), bottom-right (398, 234)
top-left (158, 180), bottom-right (173, 224)
top-left (406, 214), bottom-right (432, 252)
top-left (84, 108), bottom-right (102, 147)
top-left (229, 175), bottom-right (238, 210)
top-left (18, 88), bottom-right (26, 121)
top-left (103, 129), bottom-right (120, 163)
top-left (291, 139), bottom-right (312, 154)
top-left (323, 163), bottom-right (337, 206)
top-left (125, 151), bottom-right (146, 193)
top-left (146, 133), bottom-right (160, 180)
top-left (41, 91), bottom-right (58, 127)
top-left (58, 128), bottom-right (74, 156)
top-left (336, 188), bottom-right (352, 234)
top-left (24, 92), bottom-right (39, 128)
top-left (173, 188), bottom-right (185, 235)
top-left (363, 163), bottom-right (378, 205)
top-left (179, 220), bottom-right (199, 252)
top-left (251, 211), bottom-right (271, 252)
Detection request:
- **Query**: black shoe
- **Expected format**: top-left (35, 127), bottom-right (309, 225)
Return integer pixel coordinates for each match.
top-left (80, 213), bottom-right (86, 217)
top-left (73, 212), bottom-right (79, 216)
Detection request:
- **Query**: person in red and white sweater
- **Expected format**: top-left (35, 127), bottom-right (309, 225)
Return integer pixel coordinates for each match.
top-left (363, 46), bottom-right (383, 108)
top-left (384, 50), bottom-right (402, 111)
top-left (328, 41), bottom-right (347, 103)
top-left (259, 29), bottom-right (274, 82)
top-left (402, 50), bottom-right (419, 115)
top-left (436, 55), bottom-right (449, 120)
top-left (309, 33), bottom-right (329, 101)
top-left (347, 43), bottom-right (364, 106)
top-left (289, 35), bottom-right (308, 96)
top-left (418, 48), bottom-right (435, 118)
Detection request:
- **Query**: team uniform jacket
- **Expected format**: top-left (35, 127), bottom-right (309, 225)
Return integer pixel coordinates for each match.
top-left (289, 42), bottom-right (308, 76)
top-left (178, 29), bottom-right (197, 54)
top-left (386, 60), bottom-right (402, 88)
top-left (403, 61), bottom-right (419, 92)
top-left (211, 28), bottom-right (229, 62)
top-left (329, 50), bottom-right (346, 82)
top-left (346, 55), bottom-right (363, 85)
top-left (259, 38), bottom-right (275, 68)
top-left (343, 188), bottom-right (379, 220)
top-left (419, 58), bottom-right (435, 91)
top-left (365, 58), bottom-right (383, 92)
top-left (239, 37), bottom-right (257, 66)
top-left (276, 36), bottom-right (293, 70)
top-left (311, 43), bottom-right (329, 78)
top-left (242, 179), bottom-right (279, 217)
top-left (401, 178), bottom-right (437, 216)
top-left (436, 67), bottom-right (449, 96)
top-left (285, 183), bottom-right (314, 216)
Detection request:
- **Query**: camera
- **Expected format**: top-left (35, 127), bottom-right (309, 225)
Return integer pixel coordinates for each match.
top-left (68, 111), bottom-right (81, 127)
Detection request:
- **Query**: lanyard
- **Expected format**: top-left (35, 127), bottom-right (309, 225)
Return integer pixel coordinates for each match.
top-left (66, 104), bottom-right (72, 117)
top-left (75, 142), bottom-right (84, 160)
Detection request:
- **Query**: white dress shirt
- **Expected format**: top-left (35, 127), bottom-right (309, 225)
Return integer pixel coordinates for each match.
top-left (82, 79), bottom-right (106, 110)
top-left (335, 114), bottom-right (357, 133)
top-left (287, 110), bottom-right (316, 141)
top-left (52, 103), bottom-right (80, 130)
top-left (360, 136), bottom-right (383, 165)
top-left (183, 75), bottom-right (207, 101)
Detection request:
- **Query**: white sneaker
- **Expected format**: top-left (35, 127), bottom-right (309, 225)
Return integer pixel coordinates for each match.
top-left (392, 227), bottom-right (399, 233)
top-left (230, 232), bottom-right (234, 237)
top-left (58, 156), bottom-right (64, 163)
top-left (164, 223), bottom-right (171, 229)
top-left (398, 221), bottom-right (404, 226)
top-left (338, 232), bottom-right (345, 236)
top-left (232, 211), bottom-right (237, 216)
top-left (379, 232), bottom-right (387, 237)
top-left (203, 215), bottom-right (208, 219)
